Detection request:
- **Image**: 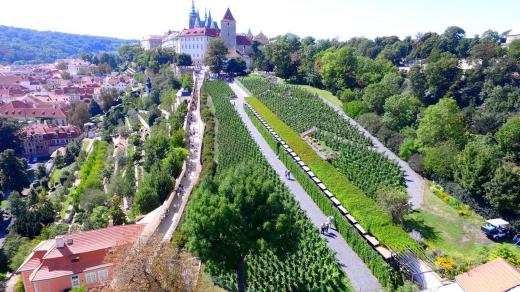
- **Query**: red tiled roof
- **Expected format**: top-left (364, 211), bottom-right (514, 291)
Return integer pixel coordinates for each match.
top-left (18, 224), bottom-right (145, 282)
top-left (20, 124), bottom-right (81, 140)
top-left (236, 34), bottom-right (251, 46)
top-left (43, 224), bottom-right (145, 259)
top-left (0, 102), bottom-right (67, 119)
top-left (455, 258), bottom-right (520, 292)
top-left (180, 27), bottom-right (220, 37)
top-left (222, 8), bottom-right (235, 21)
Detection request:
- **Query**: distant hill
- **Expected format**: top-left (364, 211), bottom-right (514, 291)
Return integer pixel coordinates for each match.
top-left (0, 25), bottom-right (136, 64)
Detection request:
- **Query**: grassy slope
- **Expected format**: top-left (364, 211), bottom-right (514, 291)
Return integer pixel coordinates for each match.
top-left (246, 96), bottom-right (419, 252)
top-left (297, 85), bottom-right (343, 107)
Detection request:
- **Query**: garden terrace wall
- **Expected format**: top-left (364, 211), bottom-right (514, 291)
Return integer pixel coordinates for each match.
top-left (245, 104), bottom-right (403, 288)
top-left (245, 96), bottom-right (420, 253)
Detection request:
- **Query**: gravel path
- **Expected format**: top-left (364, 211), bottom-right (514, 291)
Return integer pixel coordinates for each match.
top-left (230, 82), bottom-right (382, 292)
top-left (316, 96), bottom-right (425, 209)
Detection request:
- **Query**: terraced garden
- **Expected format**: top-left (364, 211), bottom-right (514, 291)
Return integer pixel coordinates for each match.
top-left (183, 81), bottom-right (351, 291)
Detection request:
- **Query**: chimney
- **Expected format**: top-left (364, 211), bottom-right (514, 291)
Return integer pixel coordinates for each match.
top-left (56, 236), bottom-right (65, 248)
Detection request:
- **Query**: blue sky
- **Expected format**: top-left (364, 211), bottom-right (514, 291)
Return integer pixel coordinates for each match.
top-left (0, 0), bottom-right (518, 40)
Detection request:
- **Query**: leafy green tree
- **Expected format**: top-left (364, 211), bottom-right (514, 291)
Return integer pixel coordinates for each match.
top-left (484, 161), bottom-right (520, 213)
top-left (224, 58), bottom-right (247, 76)
top-left (319, 46), bottom-right (357, 93)
top-left (177, 53), bottom-right (193, 66)
top-left (495, 117), bottom-right (520, 161)
top-left (183, 162), bottom-right (294, 292)
top-left (380, 72), bottom-right (404, 95)
top-left (375, 186), bottom-right (410, 224)
top-left (439, 26), bottom-right (466, 56)
top-left (99, 88), bottom-right (119, 112)
top-left (423, 142), bottom-right (459, 180)
top-left (407, 65), bottom-right (427, 101)
top-left (508, 39), bottom-right (520, 59)
top-left (343, 100), bottom-right (367, 118)
top-left (0, 119), bottom-right (22, 154)
top-left (416, 98), bottom-right (466, 148)
top-left (205, 38), bottom-right (228, 73)
top-left (270, 34), bottom-right (300, 79)
top-left (454, 136), bottom-right (500, 196)
top-left (362, 83), bottom-right (391, 114)
top-left (109, 196), bottom-right (127, 226)
top-left (382, 94), bottom-right (422, 130)
top-left (162, 148), bottom-right (189, 178)
top-left (0, 149), bottom-right (29, 192)
top-left (83, 206), bottom-right (109, 231)
top-left (181, 73), bottom-right (194, 92)
top-left (143, 128), bottom-right (170, 171)
top-left (470, 39), bottom-right (501, 67)
top-left (134, 177), bottom-right (159, 214)
top-left (424, 55), bottom-right (461, 103)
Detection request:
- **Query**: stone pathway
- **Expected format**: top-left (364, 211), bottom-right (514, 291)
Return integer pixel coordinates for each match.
top-left (229, 82), bottom-right (382, 292)
top-left (155, 71), bottom-right (205, 242)
top-left (315, 96), bottom-right (425, 209)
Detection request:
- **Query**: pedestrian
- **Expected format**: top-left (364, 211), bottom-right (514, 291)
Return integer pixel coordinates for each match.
top-left (326, 216), bottom-right (334, 230)
top-left (287, 171), bottom-right (291, 180)
top-left (320, 222), bottom-right (327, 234)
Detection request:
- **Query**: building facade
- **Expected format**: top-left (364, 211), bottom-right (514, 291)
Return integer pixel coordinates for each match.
top-left (0, 101), bottom-right (67, 125)
top-left (140, 35), bottom-right (163, 50)
top-left (177, 28), bottom-right (220, 65)
top-left (17, 224), bottom-right (145, 292)
top-left (20, 123), bottom-right (82, 158)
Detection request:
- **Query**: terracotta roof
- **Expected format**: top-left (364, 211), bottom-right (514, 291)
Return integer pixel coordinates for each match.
top-left (180, 27), bottom-right (220, 37)
top-left (222, 8), bottom-right (235, 21)
top-left (17, 224), bottom-right (145, 282)
top-left (236, 34), bottom-right (252, 46)
top-left (20, 124), bottom-right (81, 140)
top-left (455, 258), bottom-right (520, 292)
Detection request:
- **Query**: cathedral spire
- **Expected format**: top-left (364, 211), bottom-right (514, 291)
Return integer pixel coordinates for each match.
top-left (191, 0), bottom-right (195, 14)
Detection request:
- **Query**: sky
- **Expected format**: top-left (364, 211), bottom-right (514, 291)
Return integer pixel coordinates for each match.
top-left (0, 0), bottom-right (519, 41)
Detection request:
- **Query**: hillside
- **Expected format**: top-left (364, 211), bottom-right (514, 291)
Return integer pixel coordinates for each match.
top-left (0, 25), bottom-right (135, 64)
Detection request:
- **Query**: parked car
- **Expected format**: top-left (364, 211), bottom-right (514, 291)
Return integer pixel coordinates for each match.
top-left (481, 218), bottom-right (511, 240)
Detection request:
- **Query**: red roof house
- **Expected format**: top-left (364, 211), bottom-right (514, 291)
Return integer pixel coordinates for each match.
top-left (18, 224), bottom-right (145, 292)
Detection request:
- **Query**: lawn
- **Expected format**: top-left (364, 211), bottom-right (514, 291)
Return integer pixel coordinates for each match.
top-left (297, 85), bottom-right (343, 108)
top-left (405, 187), bottom-right (490, 258)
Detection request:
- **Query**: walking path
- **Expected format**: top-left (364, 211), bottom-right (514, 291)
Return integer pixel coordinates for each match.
top-left (229, 82), bottom-right (382, 292)
top-left (315, 95), bottom-right (425, 209)
top-left (154, 71), bottom-right (205, 242)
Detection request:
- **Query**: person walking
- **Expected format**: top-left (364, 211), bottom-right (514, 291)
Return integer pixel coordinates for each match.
top-left (326, 216), bottom-right (334, 230)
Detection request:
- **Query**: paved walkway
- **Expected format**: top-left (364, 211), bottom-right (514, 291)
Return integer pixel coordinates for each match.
top-left (155, 71), bottom-right (205, 241)
top-left (229, 82), bottom-right (382, 292)
top-left (316, 96), bottom-right (425, 209)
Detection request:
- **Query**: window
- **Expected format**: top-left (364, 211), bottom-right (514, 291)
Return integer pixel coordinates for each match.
top-left (71, 275), bottom-right (80, 288)
top-left (98, 269), bottom-right (109, 281)
top-left (85, 271), bottom-right (97, 284)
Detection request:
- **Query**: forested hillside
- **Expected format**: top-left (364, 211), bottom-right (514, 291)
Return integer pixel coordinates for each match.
top-left (0, 25), bottom-right (135, 64)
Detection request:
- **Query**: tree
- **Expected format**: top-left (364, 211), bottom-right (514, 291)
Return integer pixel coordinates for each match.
top-left (0, 149), bottom-right (29, 192)
top-left (454, 136), bottom-right (500, 196)
top-left (56, 62), bottom-right (68, 70)
top-left (88, 100), bottom-right (102, 116)
top-left (407, 65), bottom-right (427, 101)
top-left (105, 236), bottom-right (197, 291)
top-left (484, 161), bottom-right (520, 213)
top-left (108, 196), bottom-right (127, 226)
top-left (67, 101), bottom-right (91, 127)
top-left (375, 186), bottom-right (410, 224)
top-left (0, 119), bottom-right (22, 154)
top-left (382, 94), bottom-right (422, 130)
top-left (183, 162), bottom-right (294, 292)
top-left (60, 71), bottom-right (72, 80)
top-left (416, 98), bottom-right (466, 148)
top-left (270, 34), bottom-right (300, 80)
top-left (509, 39), bottom-right (520, 59)
top-left (423, 142), bottom-right (459, 180)
top-left (424, 55), bottom-right (461, 103)
top-left (99, 88), bottom-right (118, 112)
top-left (495, 117), bottom-right (520, 161)
top-left (362, 83), bottom-right (391, 114)
top-left (205, 38), bottom-right (228, 73)
top-left (162, 148), bottom-right (189, 178)
top-left (180, 73), bottom-right (193, 92)
top-left (225, 58), bottom-right (247, 76)
top-left (35, 163), bottom-right (47, 180)
top-left (319, 46), bottom-right (357, 93)
top-left (176, 53), bottom-right (192, 66)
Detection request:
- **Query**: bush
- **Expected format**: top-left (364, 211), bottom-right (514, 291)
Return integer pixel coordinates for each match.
top-left (343, 100), bottom-right (367, 118)
top-left (422, 142), bottom-right (458, 180)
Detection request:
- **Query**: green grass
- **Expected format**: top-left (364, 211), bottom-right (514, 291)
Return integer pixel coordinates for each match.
top-left (1, 200), bottom-right (9, 209)
top-left (81, 139), bottom-right (90, 151)
top-left (297, 85), bottom-right (342, 108)
top-left (405, 188), bottom-right (490, 258)
top-left (247, 96), bottom-right (419, 253)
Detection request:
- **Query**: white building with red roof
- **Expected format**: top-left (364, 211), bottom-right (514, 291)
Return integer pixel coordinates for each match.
top-left (17, 224), bottom-right (145, 292)
top-left (0, 101), bottom-right (67, 125)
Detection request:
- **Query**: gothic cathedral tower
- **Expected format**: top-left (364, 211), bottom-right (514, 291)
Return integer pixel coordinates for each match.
top-left (220, 8), bottom-right (236, 50)
top-left (189, 0), bottom-right (198, 29)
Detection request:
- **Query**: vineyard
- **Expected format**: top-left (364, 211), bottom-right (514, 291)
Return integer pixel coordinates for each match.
top-left (238, 76), bottom-right (405, 199)
top-left (188, 81), bottom-right (351, 291)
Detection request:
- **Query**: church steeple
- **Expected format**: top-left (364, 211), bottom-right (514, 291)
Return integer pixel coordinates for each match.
top-left (189, 0), bottom-right (198, 29)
